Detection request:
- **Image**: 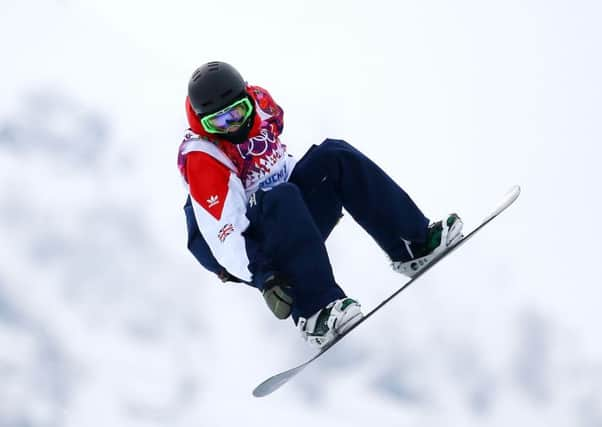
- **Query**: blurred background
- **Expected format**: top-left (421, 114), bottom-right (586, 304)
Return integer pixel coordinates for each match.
top-left (1, 0), bottom-right (601, 426)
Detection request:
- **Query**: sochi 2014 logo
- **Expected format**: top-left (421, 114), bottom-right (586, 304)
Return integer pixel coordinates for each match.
top-left (237, 129), bottom-right (277, 158)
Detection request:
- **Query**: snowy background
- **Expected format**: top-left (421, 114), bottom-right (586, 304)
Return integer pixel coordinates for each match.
top-left (1, 0), bottom-right (601, 426)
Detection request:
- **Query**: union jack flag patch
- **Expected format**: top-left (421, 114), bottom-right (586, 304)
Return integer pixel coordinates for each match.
top-left (218, 224), bottom-right (235, 242)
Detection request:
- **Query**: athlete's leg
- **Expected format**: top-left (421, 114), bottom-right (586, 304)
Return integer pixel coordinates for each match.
top-left (289, 139), bottom-right (430, 262)
top-left (244, 183), bottom-right (346, 322)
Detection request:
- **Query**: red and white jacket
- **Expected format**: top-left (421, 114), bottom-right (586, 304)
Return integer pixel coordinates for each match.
top-left (177, 86), bottom-right (297, 281)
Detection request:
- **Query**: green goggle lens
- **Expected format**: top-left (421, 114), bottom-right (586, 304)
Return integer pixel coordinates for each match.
top-left (200, 97), bottom-right (253, 134)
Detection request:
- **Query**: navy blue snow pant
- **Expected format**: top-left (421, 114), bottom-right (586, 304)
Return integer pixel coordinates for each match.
top-left (243, 139), bottom-right (429, 322)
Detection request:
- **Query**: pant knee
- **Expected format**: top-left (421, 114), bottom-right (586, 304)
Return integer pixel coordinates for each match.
top-left (321, 138), bottom-right (350, 150)
top-left (312, 138), bottom-right (361, 167)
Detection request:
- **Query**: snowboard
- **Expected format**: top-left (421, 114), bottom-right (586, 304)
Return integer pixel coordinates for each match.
top-left (252, 185), bottom-right (521, 398)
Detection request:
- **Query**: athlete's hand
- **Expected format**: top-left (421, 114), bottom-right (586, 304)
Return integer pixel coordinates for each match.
top-left (217, 269), bottom-right (244, 284)
top-left (262, 274), bottom-right (293, 319)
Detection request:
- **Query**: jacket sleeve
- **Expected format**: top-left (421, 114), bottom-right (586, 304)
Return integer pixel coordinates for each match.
top-left (185, 151), bottom-right (252, 282)
top-left (184, 195), bottom-right (222, 275)
top-left (248, 85), bottom-right (284, 136)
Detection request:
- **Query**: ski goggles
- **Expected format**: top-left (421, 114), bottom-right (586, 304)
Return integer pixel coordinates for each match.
top-left (200, 97), bottom-right (253, 134)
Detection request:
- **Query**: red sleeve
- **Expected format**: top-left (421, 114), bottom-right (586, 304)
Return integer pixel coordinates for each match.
top-left (247, 85), bottom-right (284, 135)
top-left (186, 152), bottom-right (230, 220)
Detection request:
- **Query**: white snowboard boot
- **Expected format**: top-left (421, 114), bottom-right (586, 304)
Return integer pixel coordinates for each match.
top-left (392, 213), bottom-right (464, 278)
top-left (297, 298), bottom-right (363, 349)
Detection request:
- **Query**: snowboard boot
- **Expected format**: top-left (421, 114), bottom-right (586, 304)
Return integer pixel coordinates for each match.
top-left (392, 213), bottom-right (464, 278)
top-left (297, 298), bottom-right (363, 349)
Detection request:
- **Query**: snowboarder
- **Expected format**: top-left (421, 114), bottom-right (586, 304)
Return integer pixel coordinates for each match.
top-left (178, 61), bottom-right (464, 349)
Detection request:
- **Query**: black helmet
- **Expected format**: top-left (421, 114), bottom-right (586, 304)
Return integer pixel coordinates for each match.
top-left (188, 61), bottom-right (247, 116)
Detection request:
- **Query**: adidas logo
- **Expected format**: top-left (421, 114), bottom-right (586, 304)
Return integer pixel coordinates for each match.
top-left (207, 195), bottom-right (220, 208)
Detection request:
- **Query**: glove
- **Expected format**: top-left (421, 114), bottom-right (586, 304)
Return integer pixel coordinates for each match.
top-left (262, 273), bottom-right (293, 319)
top-left (217, 269), bottom-right (244, 284)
